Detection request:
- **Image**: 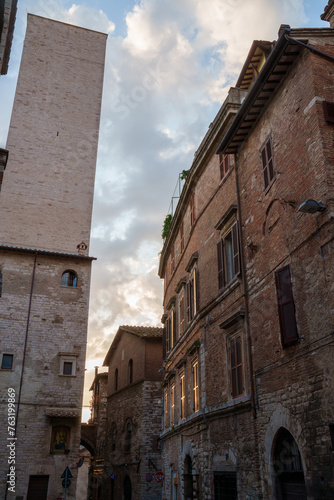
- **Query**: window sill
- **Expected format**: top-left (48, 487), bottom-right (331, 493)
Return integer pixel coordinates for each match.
top-left (219, 166), bottom-right (233, 186)
top-left (263, 176), bottom-right (276, 195)
top-left (217, 276), bottom-right (241, 300)
top-left (59, 374), bottom-right (76, 377)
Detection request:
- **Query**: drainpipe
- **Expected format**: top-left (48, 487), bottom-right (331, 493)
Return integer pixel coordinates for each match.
top-left (4, 251), bottom-right (37, 500)
top-left (234, 154), bottom-right (257, 418)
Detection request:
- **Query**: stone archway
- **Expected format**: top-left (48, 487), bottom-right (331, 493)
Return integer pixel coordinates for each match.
top-left (272, 428), bottom-right (307, 499)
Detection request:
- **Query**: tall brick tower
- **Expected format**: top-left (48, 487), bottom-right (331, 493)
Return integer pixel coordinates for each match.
top-left (0, 14), bottom-right (106, 499)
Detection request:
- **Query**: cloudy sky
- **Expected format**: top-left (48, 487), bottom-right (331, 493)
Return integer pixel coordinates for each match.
top-left (0, 0), bottom-right (328, 420)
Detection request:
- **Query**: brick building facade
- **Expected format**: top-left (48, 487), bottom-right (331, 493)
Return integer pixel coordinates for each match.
top-left (98, 326), bottom-right (164, 500)
top-left (0, 14), bottom-right (106, 500)
top-left (159, 5), bottom-right (334, 500)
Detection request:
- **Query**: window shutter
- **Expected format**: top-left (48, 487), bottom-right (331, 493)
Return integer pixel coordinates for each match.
top-left (172, 308), bottom-right (177, 346)
top-left (162, 326), bottom-right (166, 360)
top-left (275, 265), bottom-right (298, 346)
top-left (323, 101), bottom-right (334, 124)
top-left (217, 239), bottom-right (225, 289)
top-left (231, 222), bottom-right (240, 277)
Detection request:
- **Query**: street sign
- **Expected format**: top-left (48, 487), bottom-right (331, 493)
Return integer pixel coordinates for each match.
top-left (62, 479), bottom-right (71, 488)
top-left (61, 467), bottom-right (73, 479)
top-left (110, 473), bottom-right (116, 480)
top-left (77, 457), bottom-right (84, 468)
top-left (146, 473), bottom-right (152, 482)
top-left (154, 471), bottom-right (165, 483)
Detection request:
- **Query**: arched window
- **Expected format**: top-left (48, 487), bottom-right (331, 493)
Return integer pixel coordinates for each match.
top-left (114, 368), bottom-right (118, 391)
top-left (273, 428), bottom-right (307, 499)
top-left (128, 359), bottom-right (133, 384)
top-left (125, 421), bottom-right (131, 453)
top-left (61, 270), bottom-right (77, 287)
top-left (111, 424), bottom-right (117, 452)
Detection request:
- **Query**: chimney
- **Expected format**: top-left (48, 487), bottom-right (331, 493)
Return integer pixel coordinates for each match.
top-left (321, 0), bottom-right (334, 28)
top-left (95, 366), bottom-right (98, 377)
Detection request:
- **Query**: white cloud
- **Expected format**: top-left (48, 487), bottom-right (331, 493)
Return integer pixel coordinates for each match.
top-left (4, 0), bottom-right (313, 422)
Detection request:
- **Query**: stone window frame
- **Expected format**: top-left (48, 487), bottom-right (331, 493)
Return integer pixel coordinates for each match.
top-left (61, 269), bottom-right (78, 288)
top-left (1, 352), bottom-right (14, 370)
top-left (59, 353), bottom-right (78, 377)
top-left (175, 277), bottom-right (187, 340)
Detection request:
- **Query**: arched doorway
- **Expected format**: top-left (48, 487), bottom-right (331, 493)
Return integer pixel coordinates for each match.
top-left (124, 475), bottom-right (132, 500)
top-left (183, 455), bottom-right (193, 500)
top-left (273, 428), bottom-right (307, 499)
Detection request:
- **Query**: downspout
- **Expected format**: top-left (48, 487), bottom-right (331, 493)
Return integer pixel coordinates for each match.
top-left (16, 251), bottom-right (38, 432)
top-left (4, 251), bottom-right (38, 500)
top-left (234, 154), bottom-right (257, 418)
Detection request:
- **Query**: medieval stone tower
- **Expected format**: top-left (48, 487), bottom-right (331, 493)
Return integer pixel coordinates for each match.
top-left (0, 14), bottom-right (106, 499)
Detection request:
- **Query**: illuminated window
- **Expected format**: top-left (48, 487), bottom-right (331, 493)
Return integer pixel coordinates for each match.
top-left (180, 374), bottom-right (185, 420)
top-left (171, 383), bottom-right (176, 426)
top-left (192, 361), bottom-right (199, 412)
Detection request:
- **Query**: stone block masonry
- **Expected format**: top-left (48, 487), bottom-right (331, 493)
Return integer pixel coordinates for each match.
top-left (0, 14), bottom-right (106, 500)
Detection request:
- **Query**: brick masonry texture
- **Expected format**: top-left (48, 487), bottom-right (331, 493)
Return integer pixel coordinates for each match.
top-left (96, 329), bottom-right (164, 500)
top-left (159, 27), bottom-right (334, 500)
top-left (0, 14), bottom-right (106, 500)
top-left (0, 14), bottom-right (106, 254)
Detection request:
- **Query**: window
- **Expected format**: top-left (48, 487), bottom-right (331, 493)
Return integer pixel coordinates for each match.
top-left (166, 306), bottom-right (176, 354)
top-left (171, 383), bottom-right (176, 426)
top-left (128, 359), bottom-right (133, 384)
top-left (217, 222), bottom-right (240, 289)
top-left (260, 135), bottom-right (275, 190)
top-left (170, 244), bottom-right (175, 275)
top-left (190, 192), bottom-right (195, 226)
top-left (63, 361), bottom-right (73, 375)
top-left (59, 354), bottom-right (77, 376)
top-left (1, 353), bottom-right (13, 370)
top-left (178, 291), bottom-right (185, 337)
top-left (180, 374), bottom-right (185, 420)
top-left (230, 336), bottom-right (243, 398)
top-left (323, 101), bottom-right (334, 124)
top-left (214, 471), bottom-right (237, 500)
top-left (192, 361), bottom-right (199, 412)
top-left (186, 268), bottom-right (197, 323)
top-left (114, 368), bottom-right (118, 391)
top-left (219, 153), bottom-right (230, 180)
top-left (275, 265), bottom-right (298, 346)
top-left (50, 425), bottom-right (70, 454)
top-left (61, 270), bottom-right (77, 287)
top-left (164, 390), bottom-right (168, 428)
top-left (125, 422), bottom-right (131, 453)
top-left (111, 424), bottom-right (117, 452)
top-left (180, 221), bottom-right (184, 253)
